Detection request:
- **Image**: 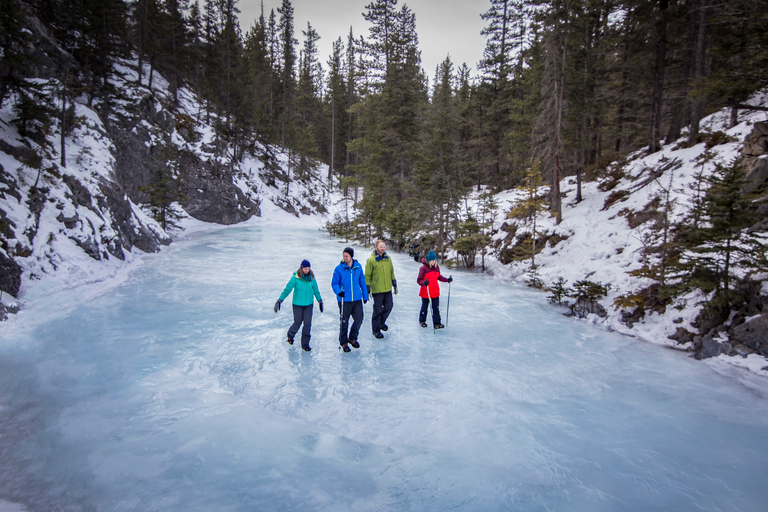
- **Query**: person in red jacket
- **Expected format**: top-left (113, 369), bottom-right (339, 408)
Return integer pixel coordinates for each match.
top-left (416, 250), bottom-right (452, 329)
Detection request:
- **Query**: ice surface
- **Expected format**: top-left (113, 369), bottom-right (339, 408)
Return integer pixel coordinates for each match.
top-left (1, 226), bottom-right (767, 511)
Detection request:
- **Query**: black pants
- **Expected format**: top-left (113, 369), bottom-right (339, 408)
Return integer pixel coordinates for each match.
top-left (419, 297), bottom-right (441, 326)
top-left (288, 304), bottom-right (314, 349)
top-left (338, 300), bottom-right (363, 346)
top-left (371, 291), bottom-right (393, 334)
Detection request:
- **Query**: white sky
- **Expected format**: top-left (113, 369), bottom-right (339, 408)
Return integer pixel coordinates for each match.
top-left (238, 0), bottom-right (488, 81)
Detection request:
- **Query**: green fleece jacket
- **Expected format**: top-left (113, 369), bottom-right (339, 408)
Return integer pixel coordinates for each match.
top-left (364, 250), bottom-right (396, 294)
top-left (279, 269), bottom-right (322, 306)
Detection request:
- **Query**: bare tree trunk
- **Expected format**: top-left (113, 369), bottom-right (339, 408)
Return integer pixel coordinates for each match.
top-left (688, 0), bottom-right (708, 144)
top-left (329, 98), bottom-right (335, 181)
top-left (649, 0), bottom-right (668, 153)
top-left (552, 6), bottom-right (567, 225)
top-left (60, 69), bottom-right (68, 168)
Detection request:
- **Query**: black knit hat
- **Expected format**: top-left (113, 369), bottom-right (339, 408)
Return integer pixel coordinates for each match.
top-left (343, 247), bottom-right (354, 258)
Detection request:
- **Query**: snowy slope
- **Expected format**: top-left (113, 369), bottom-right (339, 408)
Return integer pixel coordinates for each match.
top-left (0, 60), bottom-right (344, 316)
top-left (484, 91), bottom-right (768, 376)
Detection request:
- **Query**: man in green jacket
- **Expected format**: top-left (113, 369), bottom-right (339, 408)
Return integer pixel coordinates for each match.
top-left (365, 239), bottom-right (397, 339)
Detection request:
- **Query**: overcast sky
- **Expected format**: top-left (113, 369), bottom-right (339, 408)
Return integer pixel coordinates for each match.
top-left (238, 0), bottom-right (488, 82)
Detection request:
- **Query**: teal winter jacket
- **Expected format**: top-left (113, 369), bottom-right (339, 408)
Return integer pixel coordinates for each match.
top-left (279, 269), bottom-right (323, 306)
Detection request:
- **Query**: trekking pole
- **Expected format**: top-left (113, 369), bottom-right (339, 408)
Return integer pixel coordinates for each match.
top-left (427, 283), bottom-right (435, 334)
top-left (445, 280), bottom-right (451, 327)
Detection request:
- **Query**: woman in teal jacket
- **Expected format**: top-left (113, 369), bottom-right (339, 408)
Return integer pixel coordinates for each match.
top-left (274, 259), bottom-right (323, 351)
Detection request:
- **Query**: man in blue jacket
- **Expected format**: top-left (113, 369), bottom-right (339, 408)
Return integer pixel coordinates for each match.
top-left (331, 247), bottom-right (368, 352)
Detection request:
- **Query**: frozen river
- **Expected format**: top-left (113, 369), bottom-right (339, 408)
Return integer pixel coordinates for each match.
top-left (1, 225), bottom-right (767, 511)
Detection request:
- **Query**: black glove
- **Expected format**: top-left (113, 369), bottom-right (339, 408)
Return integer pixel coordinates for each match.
top-left (448, 276), bottom-right (453, 283)
top-left (319, 301), bottom-right (324, 313)
top-left (423, 279), bottom-right (429, 286)
top-left (274, 299), bottom-right (282, 313)
top-left (367, 285), bottom-right (371, 299)
top-left (364, 299), bottom-right (368, 304)
top-left (392, 280), bottom-right (398, 295)
top-left (338, 290), bottom-right (345, 298)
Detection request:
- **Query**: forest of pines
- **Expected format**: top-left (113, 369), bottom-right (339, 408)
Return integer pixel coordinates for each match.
top-left (1, 0), bottom-right (767, 252)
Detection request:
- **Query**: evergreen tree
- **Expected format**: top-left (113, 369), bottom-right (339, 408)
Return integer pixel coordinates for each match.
top-left (142, 138), bottom-right (185, 231)
top-left (0, 0), bottom-right (38, 109)
top-left (294, 22), bottom-right (323, 174)
top-left (277, 0), bottom-right (297, 148)
top-left (241, 9), bottom-right (274, 141)
top-left (326, 36), bottom-right (347, 179)
top-left (507, 161), bottom-right (549, 268)
top-left (675, 159), bottom-right (768, 297)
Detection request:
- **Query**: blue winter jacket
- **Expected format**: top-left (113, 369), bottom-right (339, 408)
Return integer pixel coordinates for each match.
top-left (331, 259), bottom-right (367, 302)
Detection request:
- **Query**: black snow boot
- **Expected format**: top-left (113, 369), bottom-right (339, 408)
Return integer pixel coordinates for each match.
top-left (381, 324), bottom-right (388, 331)
top-left (434, 324), bottom-right (445, 329)
top-left (349, 339), bottom-right (360, 349)
top-left (373, 332), bottom-right (384, 339)
top-left (341, 344), bottom-right (351, 352)
top-left (420, 322), bottom-right (427, 328)
top-left (287, 337), bottom-right (294, 345)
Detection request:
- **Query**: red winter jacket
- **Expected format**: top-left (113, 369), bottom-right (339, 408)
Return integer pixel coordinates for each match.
top-left (417, 258), bottom-right (449, 298)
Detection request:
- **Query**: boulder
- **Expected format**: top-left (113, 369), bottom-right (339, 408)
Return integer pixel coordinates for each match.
top-left (692, 305), bottom-right (730, 334)
top-left (730, 313), bottom-right (768, 351)
top-left (694, 331), bottom-right (723, 360)
top-left (668, 327), bottom-right (695, 345)
top-left (741, 122), bottom-right (768, 196)
top-left (741, 121), bottom-right (768, 158)
top-left (570, 297), bottom-right (607, 319)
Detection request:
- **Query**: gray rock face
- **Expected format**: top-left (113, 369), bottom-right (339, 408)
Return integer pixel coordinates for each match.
top-left (0, 251), bottom-right (21, 296)
top-left (107, 98), bottom-right (260, 226)
top-left (741, 122), bottom-right (768, 207)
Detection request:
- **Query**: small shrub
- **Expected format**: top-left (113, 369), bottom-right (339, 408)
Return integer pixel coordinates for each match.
top-left (569, 279), bottom-right (610, 302)
top-left (613, 293), bottom-right (645, 310)
top-left (526, 268), bottom-right (545, 289)
top-left (546, 277), bottom-right (570, 305)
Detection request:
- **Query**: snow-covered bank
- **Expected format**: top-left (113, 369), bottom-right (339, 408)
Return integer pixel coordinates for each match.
top-left (0, 54), bottom-right (343, 323)
top-left (485, 91), bottom-right (768, 377)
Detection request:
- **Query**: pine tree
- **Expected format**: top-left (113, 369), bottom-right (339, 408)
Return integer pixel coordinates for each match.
top-left (277, 0), bottom-right (297, 148)
top-left (0, 0), bottom-right (38, 109)
top-left (326, 36), bottom-right (347, 180)
top-left (507, 161), bottom-right (549, 268)
top-left (142, 138), bottom-right (185, 231)
top-left (675, 159), bottom-right (768, 298)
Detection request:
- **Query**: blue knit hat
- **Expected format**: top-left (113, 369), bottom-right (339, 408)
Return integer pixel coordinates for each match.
top-left (426, 250), bottom-right (437, 261)
top-left (300, 259), bottom-right (311, 268)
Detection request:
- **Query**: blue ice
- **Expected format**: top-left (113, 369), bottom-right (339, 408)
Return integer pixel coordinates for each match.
top-left (1, 226), bottom-right (767, 511)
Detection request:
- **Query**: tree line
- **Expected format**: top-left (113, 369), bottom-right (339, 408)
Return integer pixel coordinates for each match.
top-left (2, 0), bottom-right (767, 250)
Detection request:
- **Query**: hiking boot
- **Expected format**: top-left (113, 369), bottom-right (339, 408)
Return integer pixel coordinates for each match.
top-left (381, 324), bottom-right (388, 331)
top-left (303, 346), bottom-right (311, 352)
top-left (373, 331), bottom-right (384, 339)
top-left (349, 339), bottom-right (360, 349)
top-left (434, 324), bottom-right (445, 329)
top-left (420, 322), bottom-right (428, 328)
top-left (341, 344), bottom-right (351, 352)
top-left (286, 337), bottom-right (294, 345)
